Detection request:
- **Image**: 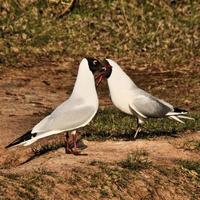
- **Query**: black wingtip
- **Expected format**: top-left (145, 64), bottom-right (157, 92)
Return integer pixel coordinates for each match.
top-left (174, 107), bottom-right (188, 113)
top-left (5, 130), bottom-right (36, 149)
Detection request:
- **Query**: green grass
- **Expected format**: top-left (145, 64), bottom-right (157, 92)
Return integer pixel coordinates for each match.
top-left (181, 140), bottom-right (200, 152)
top-left (119, 150), bottom-right (151, 171)
top-left (68, 161), bottom-right (131, 198)
top-left (0, 168), bottom-right (56, 200)
top-left (0, 156), bottom-right (200, 199)
top-left (20, 108), bottom-right (199, 163)
top-left (83, 108), bottom-right (199, 140)
top-left (0, 0), bottom-right (200, 68)
top-left (176, 159), bottom-right (200, 176)
top-left (0, 153), bottom-right (21, 169)
top-left (32, 140), bottom-right (65, 156)
top-left (65, 158), bottom-right (200, 199)
top-left (20, 140), bottom-right (65, 164)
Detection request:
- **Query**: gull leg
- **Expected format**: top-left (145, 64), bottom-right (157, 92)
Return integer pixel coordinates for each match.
top-left (64, 132), bottom-right (72, 154)
top-left (73, 133), bottom-right (77, 150)
top-left (134, 118), bottom-right (142, 139)
top-left (71, 130), bottom-right (80, 155)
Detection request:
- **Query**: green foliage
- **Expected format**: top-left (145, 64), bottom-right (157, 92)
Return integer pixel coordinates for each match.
top-left (14, 108), bottom-right (199, 164)
top-left (176, 159), bottom-right (200, 175)
top-left (119, 150), bottom-right (151, 171)
top-left (32, 140), bottom-right (64, 156)
top-left (0, 0), bottom-right (200, 68)
top-left (84, 108), bottom-right (199, 140)
top-left (0, 169), bottom-right (55, 200)
top-left (181, 140), bottom-right (200, 151)
top-left (21, 140), bottom-right (66, 163)
top-left (68, 161), bottom-right (130, 198)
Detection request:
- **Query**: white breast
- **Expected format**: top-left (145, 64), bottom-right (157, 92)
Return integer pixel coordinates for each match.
top-left (106, 59), bottom-right (137, 115)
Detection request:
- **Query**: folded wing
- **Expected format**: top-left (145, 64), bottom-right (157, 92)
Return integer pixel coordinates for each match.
top-left (129, 95), bottom-right (172, 119)
top-left (32, 97), bottom-right (97, 134)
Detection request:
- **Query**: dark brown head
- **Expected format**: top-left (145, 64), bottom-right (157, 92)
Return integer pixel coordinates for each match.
top-left (85, 57), bottom-right (105, 86)
top-left (86, 57), bottom-right (103, 74)
top-left (100, 59), bottom-right (112, 79)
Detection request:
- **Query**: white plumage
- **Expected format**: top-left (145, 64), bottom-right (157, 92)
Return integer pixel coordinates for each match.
top-left (6, 58), bottom-right (102, 153)
top-left (105, 59), bottom-right (194, 138)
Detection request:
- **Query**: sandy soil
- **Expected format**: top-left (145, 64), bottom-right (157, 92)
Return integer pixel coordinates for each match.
top-left (0, 62), bottom-right (199, 168)
top-left (0, 62), bottom-right (199, 200)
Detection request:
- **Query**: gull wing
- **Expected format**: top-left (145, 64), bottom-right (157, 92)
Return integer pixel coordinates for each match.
top-left (129, 94), bottom-right (172, 118)
top-left (32, 98), bottom-right (97, 133)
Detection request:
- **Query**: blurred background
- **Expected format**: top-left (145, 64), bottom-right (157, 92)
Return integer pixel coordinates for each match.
top-left (0, 2), bottom-right (200, 199)
top-left (0, 0), bottom-right (200, 70)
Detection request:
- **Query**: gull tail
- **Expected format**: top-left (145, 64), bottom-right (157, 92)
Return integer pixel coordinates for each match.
top-left (177, 115), bottom-right (195, 120)
top-left (5, 130), bottom-right (37, 149)
top-left (174, 107), bottom-right (188, 114)
top-left (169, 116), bottom-right (185, 124)
top-left (167, 107), bottom-right (195, 123)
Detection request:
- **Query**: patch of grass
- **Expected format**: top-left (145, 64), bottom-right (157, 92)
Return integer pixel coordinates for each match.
top-left (68, 162), bottom-right (130, 198)
top-left (100, 188), bottom-right (109, 198)
top-left (119, 150), bottom-right (151, 171)
top-left (32, 140), bottom-right (65, 156)
top-left (20, 140), bottom-right (65, 164)
top-left (1, 159), bottom-right (200, 199)
top-left (181, 140), bottom-right (200, 152)
top-left (0, 0), bottom-right (200, 69)
top-left (66, 158), bottom-right (200, 199)
top-left (176, 159), bottom-right (200, 176)
top-left (155, 165), bottom-right (176, 176)
top-left (22, 108), bottom-right (199, 162)
top-left (0, 168), bottom-right (56, 200)
top-left (1, 172), bottom-right (20, 180)
top-left (0, 153), bottom-right (21, 169)
top-left (12, 108), bottom-right (199, 164)
top-left (84, 108), bottom-right (199, 141)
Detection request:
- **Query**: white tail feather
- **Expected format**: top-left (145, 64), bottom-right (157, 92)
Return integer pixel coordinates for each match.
top-left (177, 115), bottom-right (195, 120)
top-left (169, 116), bottom-right (185, 124)
top-left (166, 112), bottom-right (187, 116)
top-left (23, 130), bottom-right (65, 146)
top-left (23, 138), bottom-right (38, 146)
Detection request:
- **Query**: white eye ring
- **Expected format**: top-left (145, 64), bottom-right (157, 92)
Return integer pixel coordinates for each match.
top-left (93, 60), bottom-right (97, 65)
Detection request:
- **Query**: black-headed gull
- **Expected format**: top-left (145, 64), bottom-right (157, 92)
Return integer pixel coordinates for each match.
top-left (101, 59), bottom-right (194, 138)
top-left (6, 57), bottom-right (105, 154)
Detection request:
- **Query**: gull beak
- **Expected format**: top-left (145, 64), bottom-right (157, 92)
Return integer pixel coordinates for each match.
top-left (95, 66), bottom-right (107, 87)
top-left (94, 59), bottom-right (112, 87)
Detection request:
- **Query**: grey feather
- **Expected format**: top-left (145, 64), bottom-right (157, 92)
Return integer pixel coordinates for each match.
top-left (32, 97), bottom-right (96, 133)
top-left (130, 88), bottom-right (172, 118)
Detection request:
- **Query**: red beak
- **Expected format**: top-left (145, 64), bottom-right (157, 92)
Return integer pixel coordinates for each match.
top-left (95, 73), bottom-right (104, 87)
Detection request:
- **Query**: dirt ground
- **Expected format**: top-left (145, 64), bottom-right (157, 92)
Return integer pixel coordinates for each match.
top-left (0, 61), bottom-right (199, 199)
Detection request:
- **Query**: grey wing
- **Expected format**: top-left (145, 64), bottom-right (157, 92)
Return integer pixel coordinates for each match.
top-left (130, 94), bottom-right (172, 118)
top-left (32, 105), bottom-right (97, 133)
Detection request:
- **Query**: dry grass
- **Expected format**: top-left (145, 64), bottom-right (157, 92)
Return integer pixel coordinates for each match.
top-left (119, 150), bottom-right (151, 171)
top-left (1, 155), bottom-right (199, 200)
top-left (0, 0), bottom-right (200, 70)
top-left (0, 1), bottom-right (200, 199)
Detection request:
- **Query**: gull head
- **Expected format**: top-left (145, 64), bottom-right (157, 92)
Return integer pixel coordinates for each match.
top-left (86, 57), bottom-right (105, 87)
top-left (99, 59), bottom-right (112, 79)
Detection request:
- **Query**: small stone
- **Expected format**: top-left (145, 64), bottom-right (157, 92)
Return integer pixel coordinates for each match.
top-left (21, 33), bottom-right (27, 40)
top-left (10, 47), bottom-right (19, 53)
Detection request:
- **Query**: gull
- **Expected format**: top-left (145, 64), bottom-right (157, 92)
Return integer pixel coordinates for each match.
top-left (101, 59), bottom-right (194, 138)
top-left (6, 57), bottom-right (105, 154)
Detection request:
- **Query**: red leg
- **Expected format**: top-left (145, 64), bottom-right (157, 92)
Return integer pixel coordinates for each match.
top-left (73, 134), bottom-right (77, 150)
top-left (71, 131), bottom-right (80, 155)
top-left (64, 132), bottom-right (72, 154)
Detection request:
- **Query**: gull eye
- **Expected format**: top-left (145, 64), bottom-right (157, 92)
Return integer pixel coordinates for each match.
top-left (93, 60), bottom-right (97, 65)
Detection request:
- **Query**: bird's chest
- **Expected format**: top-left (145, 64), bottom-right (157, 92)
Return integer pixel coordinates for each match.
top-left (110, 89), bottom-right (133, 115)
